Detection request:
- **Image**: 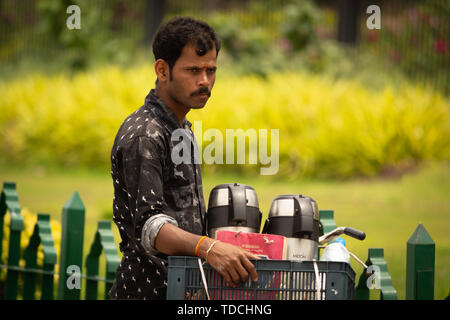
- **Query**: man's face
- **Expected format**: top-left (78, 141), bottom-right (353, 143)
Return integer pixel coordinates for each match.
top-left (167, 44), bottom-right (217, 109)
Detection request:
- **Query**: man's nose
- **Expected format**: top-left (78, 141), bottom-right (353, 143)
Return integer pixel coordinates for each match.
top-left (197, 70), bottom-right (210, 87)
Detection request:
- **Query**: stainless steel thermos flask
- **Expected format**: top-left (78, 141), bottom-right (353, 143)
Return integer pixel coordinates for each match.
top-left (262, 194), bottom-right (320, 261)
top-left (206, 183), bottom-right (262, 239)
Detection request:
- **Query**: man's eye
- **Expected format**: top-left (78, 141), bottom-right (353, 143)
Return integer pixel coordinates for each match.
top-left (190, 68), bottom-right (201, 73)
top-left (207, 68), bottom-right (216, 74)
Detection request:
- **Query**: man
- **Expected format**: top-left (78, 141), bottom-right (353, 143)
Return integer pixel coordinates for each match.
top-left (109, 16), bottom-right (258, 300)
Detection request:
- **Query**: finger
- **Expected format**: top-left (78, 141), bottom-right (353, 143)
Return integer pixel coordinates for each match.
top-left (234, 258), bottom-right (250, 283)
top-left (216, 266), bottom-right (233, 287)
top-left (244, 250), bottom-right (260, 260)
top-left (227, 264), bottom-right (242, 286)
top-left (223, 270), bottom-right (235, 287)
top-left (224, 271), bottom-right (237, 288)
top-left (241, 256), bottom-right (258, 282)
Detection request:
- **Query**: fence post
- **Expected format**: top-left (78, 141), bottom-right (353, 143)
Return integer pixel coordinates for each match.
top-left (355, 248), bottom-right (397, 300)
top-left (319, 210), bottom-right (337, 235)
top-left (57, 191), bottom-right (85, 300)
top-left (0, 182), bottom-right (25, 300)
top-left (23, 213), bottom-right (57, 300)
top-left (406, 223), bottom-right (435, 300)
top-left (85, 220), bottom-right (120, 300)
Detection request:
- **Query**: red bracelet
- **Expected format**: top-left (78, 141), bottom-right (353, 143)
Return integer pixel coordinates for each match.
top-left (195, 236), bottom-right (207, 257)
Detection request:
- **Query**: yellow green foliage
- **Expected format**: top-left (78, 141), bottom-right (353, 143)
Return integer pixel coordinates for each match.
top-left (0, 65), bottom-right (449, 178)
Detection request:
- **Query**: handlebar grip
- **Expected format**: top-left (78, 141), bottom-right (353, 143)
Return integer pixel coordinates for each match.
top-left (344, 227), bottom-right (366, 240)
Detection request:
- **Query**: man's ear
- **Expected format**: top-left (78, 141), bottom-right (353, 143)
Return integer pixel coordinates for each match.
top-left (154, 59), bottom-right (170, 83)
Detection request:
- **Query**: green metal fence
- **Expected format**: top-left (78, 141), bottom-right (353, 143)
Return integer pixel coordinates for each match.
top-left (0, 181), bottom-right (435, 300)
top-left (0, 181), bottom-right (120, 300)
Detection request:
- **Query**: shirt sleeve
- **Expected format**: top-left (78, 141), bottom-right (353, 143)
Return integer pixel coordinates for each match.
top-left (120, 134), bottom-right (176, 254)
top-left (141, 214), bottom-right (178, 256)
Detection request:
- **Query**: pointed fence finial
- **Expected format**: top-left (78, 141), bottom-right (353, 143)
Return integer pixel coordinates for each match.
top-left (406, 223), bottom-right (435, 300)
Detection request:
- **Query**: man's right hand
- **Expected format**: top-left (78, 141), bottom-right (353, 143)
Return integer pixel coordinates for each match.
top-left (200, 239), bottom-right (259, 287)
top-left (154, 224), bottom-right (258, 287)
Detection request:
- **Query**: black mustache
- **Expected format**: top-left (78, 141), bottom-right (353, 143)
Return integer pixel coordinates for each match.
top-left (190, 88), bottom-right (211, 97)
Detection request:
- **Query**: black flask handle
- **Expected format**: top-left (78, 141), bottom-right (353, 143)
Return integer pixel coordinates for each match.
top-left (228, 183), bottom-right (246, 224)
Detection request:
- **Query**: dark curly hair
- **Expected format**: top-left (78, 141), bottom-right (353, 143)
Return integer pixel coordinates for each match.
top-left (152, 16), bottom-right (221, 74)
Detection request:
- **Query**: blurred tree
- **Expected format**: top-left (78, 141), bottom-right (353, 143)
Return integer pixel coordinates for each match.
top-left (279, 0), bottom-right (319, 51)
top-left (33, 0), bottom-right (142, 71)
top-left (36, 0), bottom-right (91, 70)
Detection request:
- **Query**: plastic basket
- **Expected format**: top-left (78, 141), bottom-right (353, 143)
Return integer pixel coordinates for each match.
top-left (167, 256), bottom-right (355, 300)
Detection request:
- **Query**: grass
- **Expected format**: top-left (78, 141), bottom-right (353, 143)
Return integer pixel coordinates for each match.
top-left (1, 161), bottom-right (449, 300)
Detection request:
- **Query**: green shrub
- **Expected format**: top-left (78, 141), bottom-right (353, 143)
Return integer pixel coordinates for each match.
top-left (0, 65), bottom-right (448, 179)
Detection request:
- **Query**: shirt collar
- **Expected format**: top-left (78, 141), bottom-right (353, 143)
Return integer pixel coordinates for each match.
top-left (144, 89), bottom-right (192, 130)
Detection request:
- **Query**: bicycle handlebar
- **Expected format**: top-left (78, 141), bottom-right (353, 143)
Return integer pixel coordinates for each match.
top-left (319, 226), bottom-right (366, 244)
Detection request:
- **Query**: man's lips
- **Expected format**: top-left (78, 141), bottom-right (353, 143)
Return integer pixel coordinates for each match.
top-left (194, 94), bottom-right (209, 101)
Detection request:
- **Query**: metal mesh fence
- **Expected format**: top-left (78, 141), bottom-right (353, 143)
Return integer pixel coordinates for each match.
top-left (0, 0), bottom-right (447, 93)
